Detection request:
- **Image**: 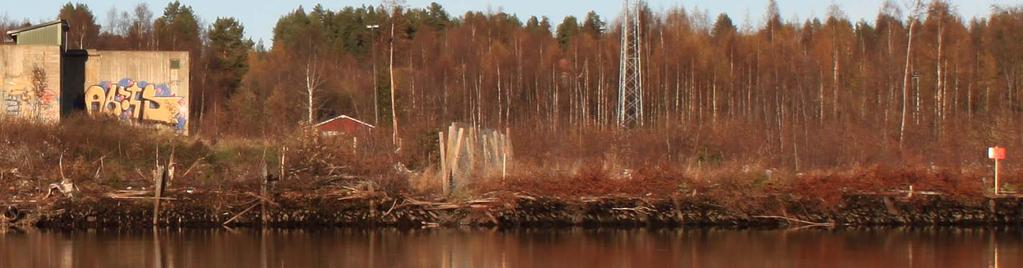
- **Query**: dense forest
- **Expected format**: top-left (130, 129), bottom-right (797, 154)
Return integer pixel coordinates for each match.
top-left (4, 0), bottom-right (1023, 173)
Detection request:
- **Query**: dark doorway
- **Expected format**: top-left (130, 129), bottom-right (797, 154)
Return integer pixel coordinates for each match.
top-left (61, 49), bottom-right (87, 118)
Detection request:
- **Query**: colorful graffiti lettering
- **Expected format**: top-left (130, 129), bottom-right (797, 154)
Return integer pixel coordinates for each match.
top-left (0, 71), bottom-right (58, 121)
top-left (85, 78), bottom-right (187, 131)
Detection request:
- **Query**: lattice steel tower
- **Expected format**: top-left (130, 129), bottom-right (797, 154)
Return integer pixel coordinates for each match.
top-left (617, 0), bottom-right (644, 128)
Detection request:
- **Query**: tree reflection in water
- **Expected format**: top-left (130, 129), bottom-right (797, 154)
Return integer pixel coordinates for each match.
top-left (0, 227), bottom-right (1020, 267)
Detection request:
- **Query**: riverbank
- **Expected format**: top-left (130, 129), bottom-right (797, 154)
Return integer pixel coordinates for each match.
top-left (2, 118), bottom-right (1023, 229)
top-left (4, 189), bottom-right (1021, 229)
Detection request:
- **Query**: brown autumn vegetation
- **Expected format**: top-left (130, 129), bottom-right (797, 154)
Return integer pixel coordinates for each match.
top-left (3, 0), bottom-right (1023, 203)
top-left (0, 117), bottom-right (407, 201)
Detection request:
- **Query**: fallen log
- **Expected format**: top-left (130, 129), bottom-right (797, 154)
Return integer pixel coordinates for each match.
top-left (179, 154), bottom-right (209, 178)
top-left (223, 200), bottom-right (261, 226)
top-left (612, 206), bottom-right (656, 214)
top-left (383, 199), bottom-right (400, 216)
top-left (514, 193), bottom-right (537, 201)
top-left (753, 215), bottom-right (834, 227)
top-left (428, 204), bottom-right (462, 210)
top-left (467, 198), bottom-right (499, 204)
top-left (404, 197), bottom-right (462, 210)
top-left (245, 192), bottom-right (279, 207)
top-left (105, 196), bottom-right (178, 201)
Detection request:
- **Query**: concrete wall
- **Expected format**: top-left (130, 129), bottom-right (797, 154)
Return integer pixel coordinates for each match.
top-left (0, 45), bottom-right (62, 122)
top-left (82, 50), bottom-right (190, 132)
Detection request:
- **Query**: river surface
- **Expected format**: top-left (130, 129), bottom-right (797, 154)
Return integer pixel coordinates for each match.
top-left (1, 227), bottom-right (1021, 267)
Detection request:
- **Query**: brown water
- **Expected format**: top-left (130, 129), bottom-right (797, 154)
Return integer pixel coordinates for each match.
top-left (1, 227), bottom-right (1020, 267)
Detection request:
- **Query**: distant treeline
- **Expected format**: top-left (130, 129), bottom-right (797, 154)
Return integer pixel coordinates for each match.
top-left (4, 0), bottom-right (1023, 170)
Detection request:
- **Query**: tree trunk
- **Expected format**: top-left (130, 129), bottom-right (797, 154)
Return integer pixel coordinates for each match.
top-left (833, 38), bottom-right (840, 120)
top-left (899, 0), bottom-right (921, 148)
top-left (305, 61), bottom-right (319, 124)
top-left (389, 23), bottom-right (400, 150)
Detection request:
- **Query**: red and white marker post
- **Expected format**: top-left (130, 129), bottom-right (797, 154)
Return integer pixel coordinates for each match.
top-left (988, 146), bottom-right (1006, 195)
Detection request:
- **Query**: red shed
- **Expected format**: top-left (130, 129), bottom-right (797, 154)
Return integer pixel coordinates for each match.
top-left (314, 115), bottom-right (375, 136)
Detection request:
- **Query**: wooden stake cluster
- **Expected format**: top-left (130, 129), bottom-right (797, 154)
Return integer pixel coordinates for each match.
top-left (437, 123), bottom-right (512, 194)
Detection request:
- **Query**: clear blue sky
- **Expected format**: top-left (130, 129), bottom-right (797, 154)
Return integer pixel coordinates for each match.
top-left (1, 0), bottom-right (1020, 44)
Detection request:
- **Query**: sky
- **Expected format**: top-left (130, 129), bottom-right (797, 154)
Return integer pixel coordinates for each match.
top-left (1, 0), bottom-right (1020, 44)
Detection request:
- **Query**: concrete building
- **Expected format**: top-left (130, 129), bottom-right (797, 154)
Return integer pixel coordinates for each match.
top-left (0, 44), bottom-right (62, 122)
top-left (1, 20), bottom-right (190, 132)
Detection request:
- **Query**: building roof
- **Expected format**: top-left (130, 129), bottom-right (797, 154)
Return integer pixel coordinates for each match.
top-left (5, 20), bottom-right (68, 37)
top-left (6, 20), bottom-right (68, 48)
top-left (314, 115), bottom-right (376, 128)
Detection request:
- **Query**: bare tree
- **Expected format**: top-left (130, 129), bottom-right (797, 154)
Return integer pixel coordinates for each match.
top-left (899, 0), bottom-right (923, 148)
top-left (131, 3), bottom-right (154, 49)
top-left (385, 1), bottom-right (404, 150)
top-left (0, 14), bottom-right (14, 42)
top-left (305, 58), bottom-right (325, 124)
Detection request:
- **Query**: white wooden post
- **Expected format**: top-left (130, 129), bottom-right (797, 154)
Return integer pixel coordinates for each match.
top-left (438, 131), bottom-right (447, 194)
top-left (994, 158), bottom-right (1000, 195)
top-left (988, 146), bottom-right (1005, 195)
top-left (448, 128), bottom-right (465, 194)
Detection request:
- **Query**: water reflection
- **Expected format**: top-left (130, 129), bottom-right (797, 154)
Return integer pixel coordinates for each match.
top-left (0, 227), bottom-right (1020, 267)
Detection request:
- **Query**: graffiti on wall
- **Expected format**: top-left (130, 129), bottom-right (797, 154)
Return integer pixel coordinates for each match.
top-left (0, 66), bottom-right (58, 121)
top-left (85, 78), bottom-right (187, 131)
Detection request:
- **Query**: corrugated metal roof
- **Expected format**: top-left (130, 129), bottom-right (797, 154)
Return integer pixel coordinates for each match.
top-left (5, 20), bottom-right (67, 47)
top-left (4, 20), bottom-right (67, 36)
top-left (315, 115), bottom-right (376, 128)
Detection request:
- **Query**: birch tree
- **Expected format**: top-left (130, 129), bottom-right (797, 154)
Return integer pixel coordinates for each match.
top-left (900, 0), bottom-right (923, 147)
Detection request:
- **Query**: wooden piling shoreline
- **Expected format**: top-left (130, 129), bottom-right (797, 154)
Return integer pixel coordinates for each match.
top-left (4, 190), bottom-right (1022, 229)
